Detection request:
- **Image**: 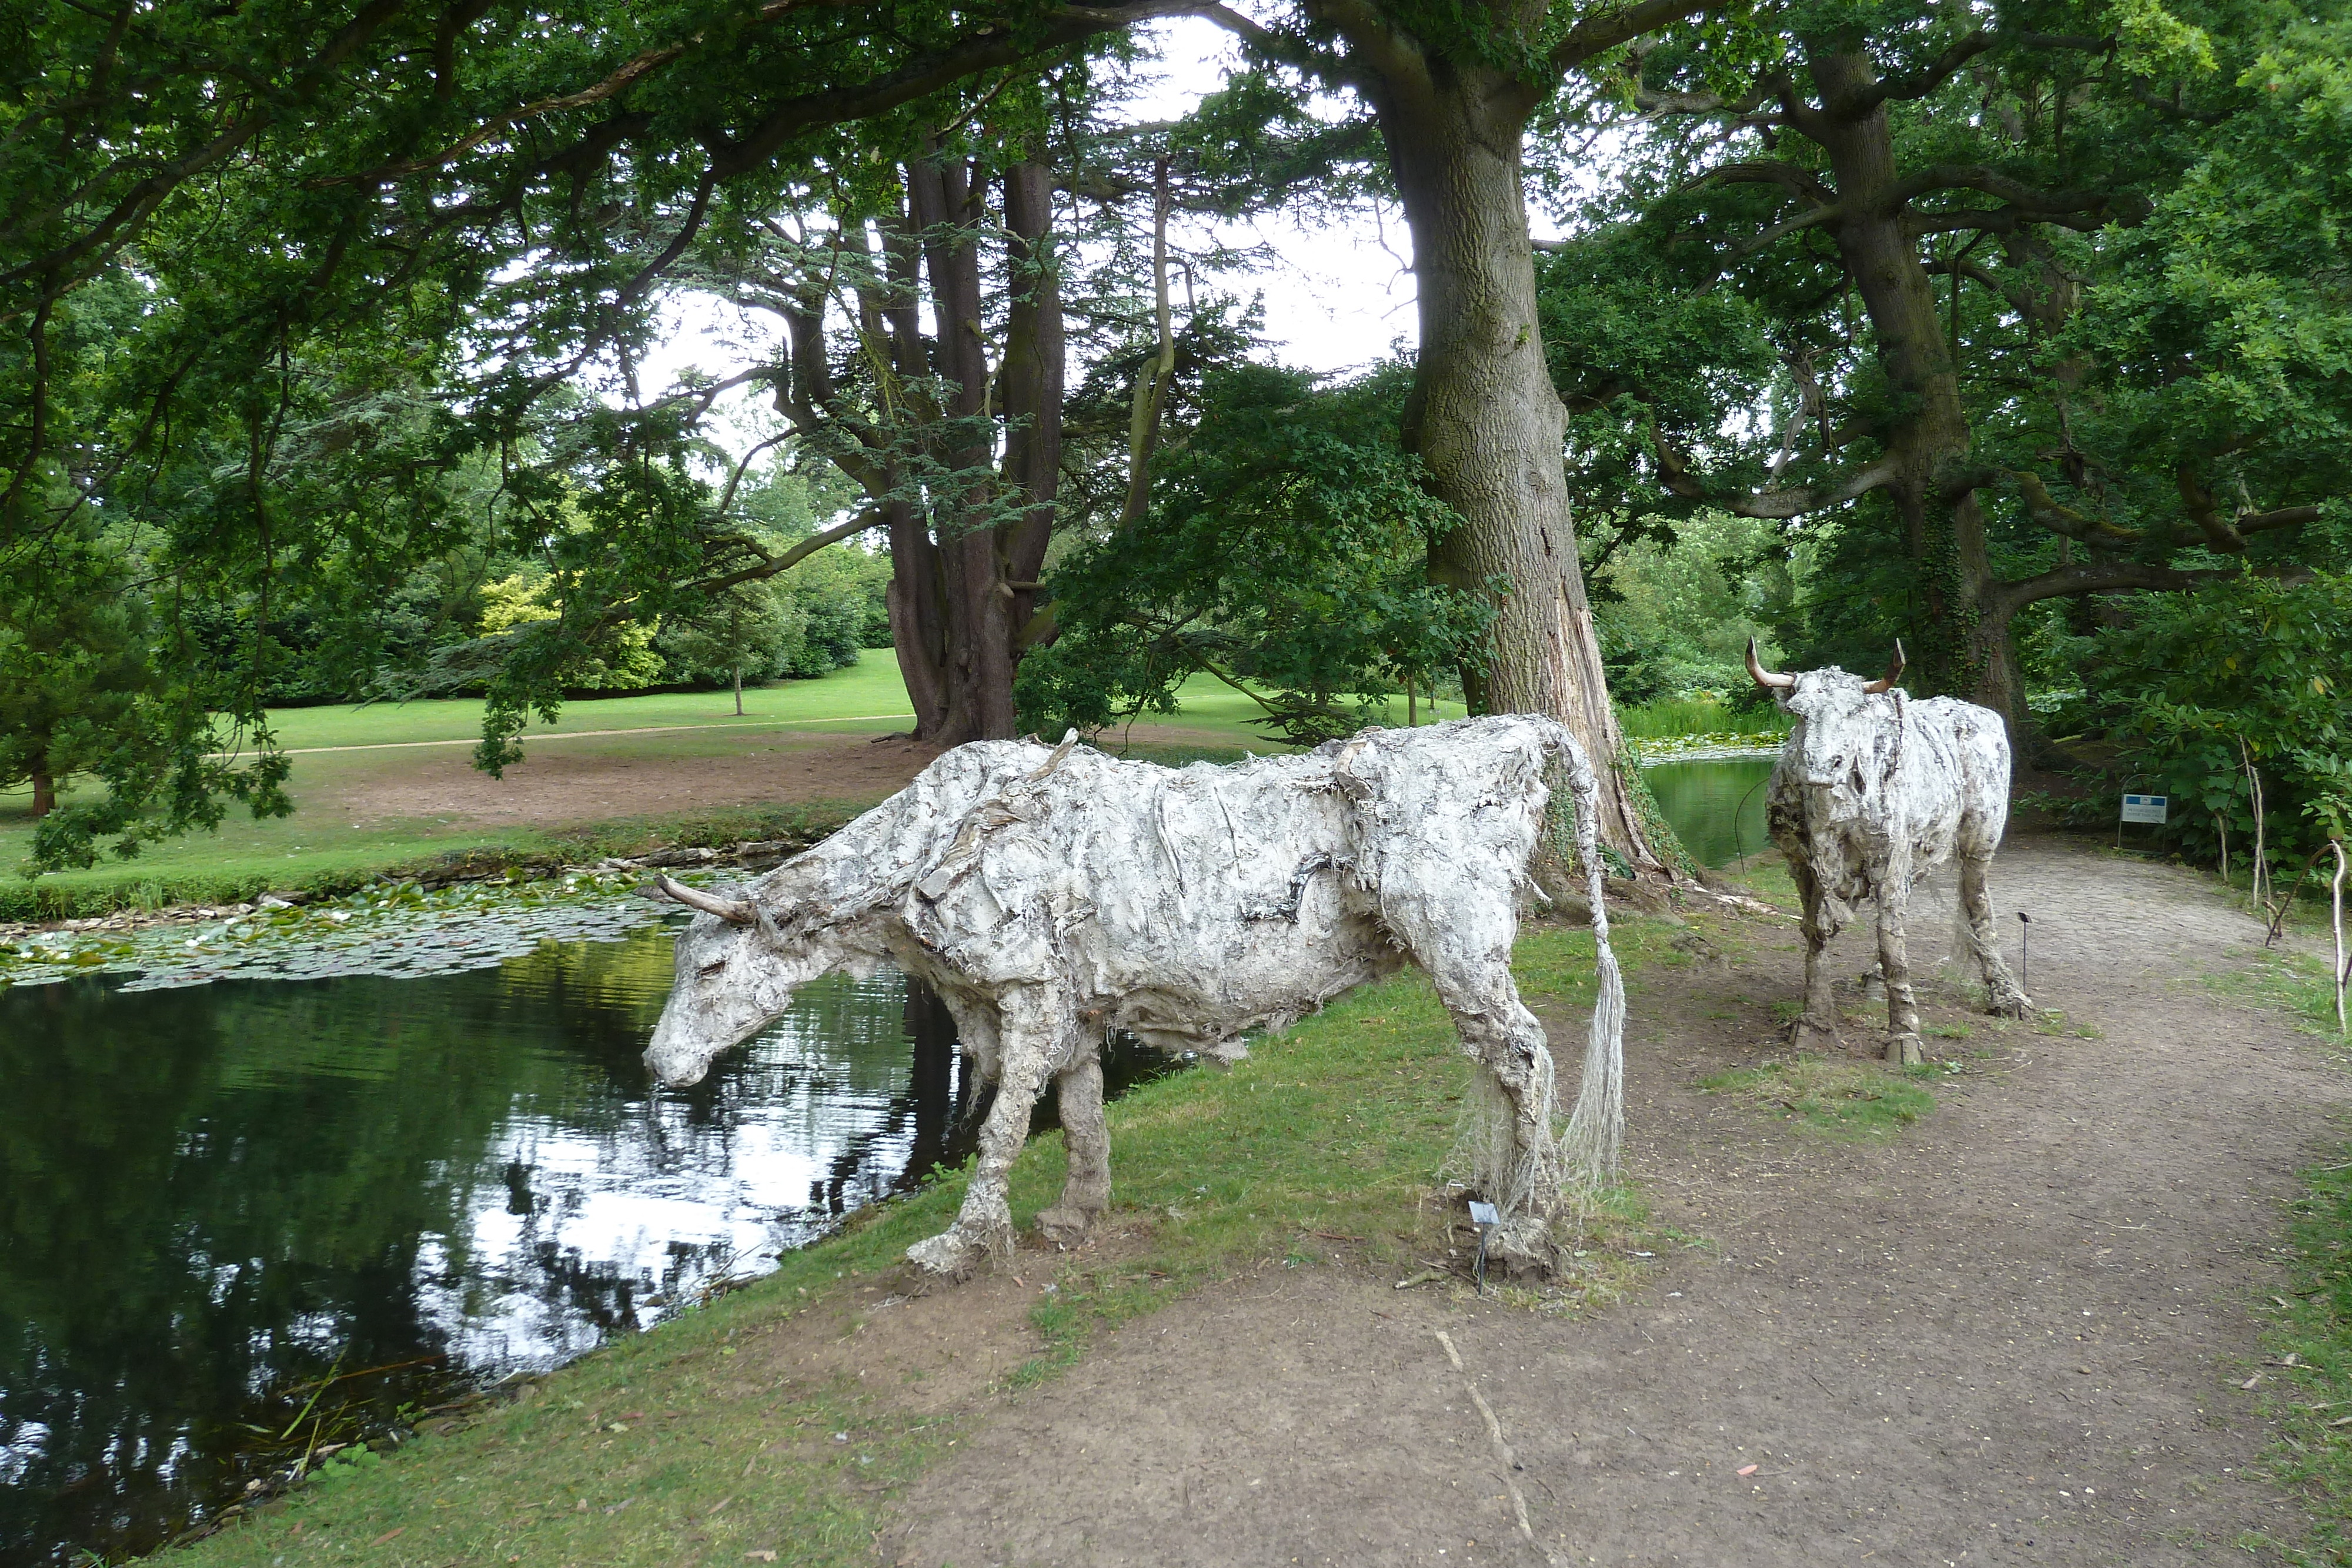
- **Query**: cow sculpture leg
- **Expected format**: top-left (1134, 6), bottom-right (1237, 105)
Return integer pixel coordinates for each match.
top-left (1037, 1052), bottom-right (1111, 1246)
top-left (907, 984), bottom-right (1071, 1276)
top-left (1957, 851), bottom-right (2033, 1017)
top-left (1386, 877), bottom-right (1565, 1265)
top-left (1874, 878), bottom-right (1924, 1066)
top-left (1788, 857), bottom-right (1847, 1051)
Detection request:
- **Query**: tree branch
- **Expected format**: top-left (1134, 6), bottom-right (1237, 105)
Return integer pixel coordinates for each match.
top-left (2006, 468), bottom-right (2138, 541)
top-left (1845, 30), bottom-right (1995, 113)
top-left (1552, 0), bottom-right (1716, 73)
top-left (713, 0), bottom-right (1231, 175)
top-left (688, 510), bottom-right (880, 596)
top-left (1984, 558), bottom-right (2240, 618)
top-left (1655, 430), bottom-right (1899, 518)
top-left (0, 0), bottom-right (413, 298)
top-left (1894, 163), bottom-right (2139, 219)
top-left (1697, 159), bottom-right (1837, 208)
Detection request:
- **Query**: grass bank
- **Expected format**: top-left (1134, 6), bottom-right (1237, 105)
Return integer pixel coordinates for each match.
top-left (161, 917), bottom-right (1681, 1568)
top-left (2196, 923), bottom-right (2352, 1563)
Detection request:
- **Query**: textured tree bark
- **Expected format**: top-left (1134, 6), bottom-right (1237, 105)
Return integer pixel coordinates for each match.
top-left (1805, 47), bottom-right (1994, 710)
top-left (1369, 58), bottom-right (1667, 875)
top-left (871, 153), bottom-right (1065, 745)
top-left (998, 156), bottom-right (1064, 661)
top-left (30, 769), bottom-right (54, 818)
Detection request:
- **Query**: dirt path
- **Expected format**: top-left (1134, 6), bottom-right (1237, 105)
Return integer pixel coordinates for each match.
top-left (315, 734), bottom-right (944, 827)
top-left (303, 726), bottom-right (1249, 830)
top-left (876, 834), bottom-right (2347, 1567)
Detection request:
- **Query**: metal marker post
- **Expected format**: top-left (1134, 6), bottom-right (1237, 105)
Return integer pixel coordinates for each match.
top-left (2018, 911), bottom-right (2030, 995)
top-left (1468, 1200), bottom-right (1499, 1294)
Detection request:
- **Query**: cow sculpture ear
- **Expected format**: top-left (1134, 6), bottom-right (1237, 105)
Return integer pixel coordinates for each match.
top-left (1862, 638), bottom-right (1907, 695)
top-left (1746, 637), bottom-right (1796, 691)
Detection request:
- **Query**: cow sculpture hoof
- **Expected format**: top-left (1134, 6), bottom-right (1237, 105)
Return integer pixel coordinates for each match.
top-left (1789, 1015), bottom-right (1842, 1053)
top-left (1035, 1205), bottom-right (1100, 1248)
top-left (1885, 1032), bottom-right (1924, 1068)
top-left (906, 1229), bottom-right (993, 1278)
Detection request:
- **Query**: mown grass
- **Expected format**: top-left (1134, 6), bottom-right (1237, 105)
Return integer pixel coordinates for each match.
top-left (161, 919), bottom-right (1667, 1568)
top-left (0, 660), bottom-right (1281, 921)
top-left (1696, 1054), bottom-right (1940, 1138)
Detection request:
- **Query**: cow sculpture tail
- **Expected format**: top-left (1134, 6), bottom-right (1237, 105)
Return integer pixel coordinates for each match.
top-left (1548, 724), bottom-right (1628, 1191)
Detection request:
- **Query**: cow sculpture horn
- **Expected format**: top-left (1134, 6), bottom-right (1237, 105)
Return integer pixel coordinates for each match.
top-left (1862, 639), bottom-right (1907, 695)
top-left (656, 874), bottom-right (756, 925)
top-left (1746, 637), bottom-right (1796, 690)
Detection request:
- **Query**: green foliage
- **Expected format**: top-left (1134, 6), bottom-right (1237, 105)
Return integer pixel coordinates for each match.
top-left (1592, 511), bottom-right (1794, 701)
top-left (0, 530), bottom-right (289, 871)
top-left (774, 547), bottom-right (894, 677)
top-left (2039, 572), bottom-right (2352, 860)
top-left (660, 580), bottom-right (807, 690)
top-left (1017, 364), bottom-right (1495, 744)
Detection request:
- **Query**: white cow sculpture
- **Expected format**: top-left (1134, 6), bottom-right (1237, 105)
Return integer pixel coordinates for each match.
top-left (1750, 638), bottom-right (2033, 1064)
top-left (642, 716), bottom-right (1626, 1276)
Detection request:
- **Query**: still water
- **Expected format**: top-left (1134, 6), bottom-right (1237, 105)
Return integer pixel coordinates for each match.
top-left (0, 931), bottom-right (1121, 1566)
top-left (0, 754), bottom-right (1773, 1566)
top-left (1642, 754), bottom-right (1776, 868)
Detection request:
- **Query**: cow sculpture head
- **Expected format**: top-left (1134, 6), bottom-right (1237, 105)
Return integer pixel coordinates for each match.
top-left (641, 875), bottom-right (840, 1086)
top-left (1747, 637), bottom-right (1906, 799)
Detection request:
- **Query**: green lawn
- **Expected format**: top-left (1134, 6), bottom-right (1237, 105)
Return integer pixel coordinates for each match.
top-left (0, 659), bottom-right (1482, 920)
top-left (254, 654), bottom-right (920, 751)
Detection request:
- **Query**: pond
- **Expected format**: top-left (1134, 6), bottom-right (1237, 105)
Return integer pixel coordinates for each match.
top-left (1641, 753), bottom-right (1778, 868)
top-left (0, 752), bottom-right (1773, 1567)
top-left (0, 932), bottom-right (1168, 1567)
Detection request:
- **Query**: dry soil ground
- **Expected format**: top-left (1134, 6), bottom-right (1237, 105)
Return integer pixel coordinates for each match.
top-left (752, 833), bottom-right (2344, 1568)
top-left (290, 724), bottom-right (1251, 830)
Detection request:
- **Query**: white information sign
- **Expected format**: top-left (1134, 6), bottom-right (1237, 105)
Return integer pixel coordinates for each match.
top-left (2120, 793), bottom-right (2170, 825)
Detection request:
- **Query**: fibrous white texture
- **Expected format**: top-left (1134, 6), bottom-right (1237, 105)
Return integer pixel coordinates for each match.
top-left (643, 715), bottom-right (1626, 1276)
top-left (1762, 670), bottom-right (2033, 1064)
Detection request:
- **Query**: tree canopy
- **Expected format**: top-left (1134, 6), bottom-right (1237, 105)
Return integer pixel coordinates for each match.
top-left (2, 0), bottom-right (2346, 875)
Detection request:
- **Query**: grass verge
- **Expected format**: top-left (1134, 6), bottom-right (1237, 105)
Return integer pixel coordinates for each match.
top-left (160, 919), bottom-right (1669, 1568)
top-left (2251, 1163), bottom-right (2352, 1567)
top-left (1696, 1054), bottom-right (1940, 1137)
top-left (2211, 922), bottom-right (2352, 1563)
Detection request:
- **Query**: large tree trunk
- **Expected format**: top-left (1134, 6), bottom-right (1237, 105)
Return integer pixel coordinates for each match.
top-left (908, 154), bottom-right (1022, 744)
top-left (1806, 47), bottom-right (2013, 738)
top-left (30, 768), bottom-right (54, 818)
top-left (998, 156), bottom-right (1064, 658)
top-left (867, 155), bottom-right (1064, 745)
top-left (1371, 60), bottom-right (1668, 876)
top-left (1806, 48), bottom-right (2010, 727)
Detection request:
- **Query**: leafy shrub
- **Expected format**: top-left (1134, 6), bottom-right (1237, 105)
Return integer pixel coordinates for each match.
top-left (2043, 572), bottom-right (2352, 864)
top-left (1017, 364), bottom-right (1494, 745)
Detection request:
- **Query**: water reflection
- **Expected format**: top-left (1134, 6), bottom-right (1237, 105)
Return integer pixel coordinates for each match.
top-left (0, 929), bottom-right (1026, 1568)
top-left (1641, 754), bottom-right (1777, 867)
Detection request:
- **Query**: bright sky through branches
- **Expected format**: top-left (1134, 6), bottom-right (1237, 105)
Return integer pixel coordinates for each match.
top-left (636, 16), bottom-right (1418, 459)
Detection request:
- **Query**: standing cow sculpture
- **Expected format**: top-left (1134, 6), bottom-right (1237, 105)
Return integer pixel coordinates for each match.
top-left (643, 716), bottom-right (1626, 1276)
top-left (1750, 638), bottom-right (2033, 1064)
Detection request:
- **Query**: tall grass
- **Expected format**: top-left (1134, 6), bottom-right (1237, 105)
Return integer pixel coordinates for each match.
top-left (1616, 694), bottom-right (1790, 740)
